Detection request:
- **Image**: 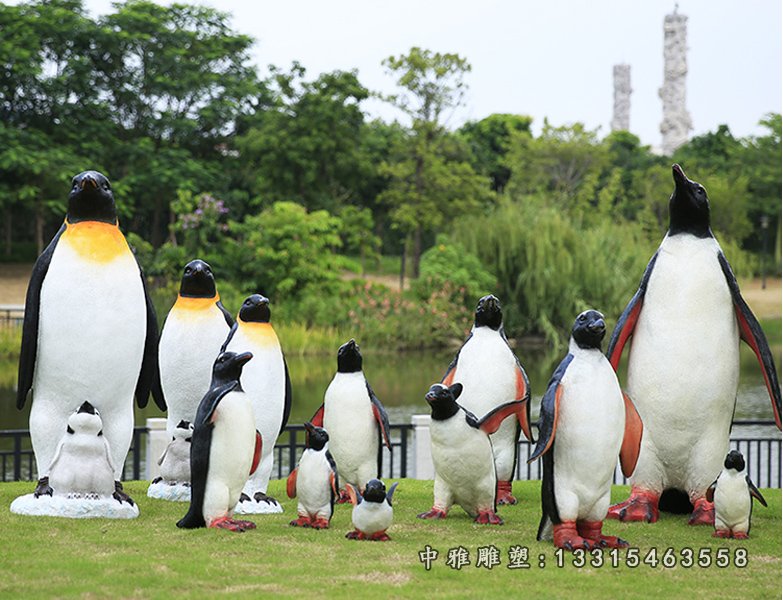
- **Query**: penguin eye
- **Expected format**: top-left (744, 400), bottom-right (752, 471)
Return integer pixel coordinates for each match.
top-left (185, 267), bottom-right (192, 274)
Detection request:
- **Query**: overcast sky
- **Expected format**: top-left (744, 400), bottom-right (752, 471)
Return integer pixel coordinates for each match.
top-left (80, 0), bottom-right (781, 150)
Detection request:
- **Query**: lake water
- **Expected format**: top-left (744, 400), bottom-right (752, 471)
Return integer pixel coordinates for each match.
top-left (0, 341), bottom-right (779, 433)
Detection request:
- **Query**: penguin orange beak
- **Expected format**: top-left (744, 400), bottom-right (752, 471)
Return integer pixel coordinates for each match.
top-left (235, 352), bottom-right (253, 366)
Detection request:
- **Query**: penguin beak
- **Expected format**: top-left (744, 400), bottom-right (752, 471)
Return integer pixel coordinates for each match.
top-left (588, 319), bottom-right (606, 334)
top-left (235, 352), bottom-right (253, 366)
top-left (77, 401), bottom-right (96, 415)
top-left (425, 392), bottom-right (437, 404)
top-left (672, 164), bottom-right (687, 187)
top-left (303, 421), bottom-right (316, 434)
top-left (80, 175), bottom-right (97, 190)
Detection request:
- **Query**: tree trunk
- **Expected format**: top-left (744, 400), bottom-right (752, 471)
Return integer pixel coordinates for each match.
top-left (400, 239), bottom-right (407, 291)
top-left (151, 196), bottom-right (163, 248)
top-left (412, 225), bottom-right (422, 278)
top-left (35, 200), bottom-right (44, 255)
top-left (4, 207), bottom-right (11, 257)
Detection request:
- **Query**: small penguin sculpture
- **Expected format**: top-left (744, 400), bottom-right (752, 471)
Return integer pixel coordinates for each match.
top-left (287, 422), bottom-right (339, 529)
top-left (707, 450), bottom-right (768, 539)
top-left (346, 479), bottom-right (398, 541)
top-left (155, 420), bottom-right (194, 486)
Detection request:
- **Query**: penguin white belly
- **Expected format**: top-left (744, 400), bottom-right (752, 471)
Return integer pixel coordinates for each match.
top-left (297, 450), bottom-right (333, 518)
top-left (32, 239), bottom-right (145, 477)
top-left (430, 417), bottom-right (496, 514)
top-left (553, 351), bottom-right (624, 522)
top-left (202, 391), bottom-right (255, 524)
top-left (714, 473), bottom-right (751, 532)
top-left (352, 501), bottom-right (393, 535)
top-left (49, 439), bottom-right (115, 497)
top-left (159, 304), bottom-right (228, 433)
top-left (225, 326), bottom-right (286, 486)
top-left (323, 372), bottom-right (378, 487)
top-left (628, 235), bottom-right (738, 492)
top-left (453, 329), bottom-right (520, 480)
top-left (159, 440), bottom-right (192, 483)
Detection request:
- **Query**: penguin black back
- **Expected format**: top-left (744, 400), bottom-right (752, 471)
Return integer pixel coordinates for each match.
top-left (668, 164), bottom-right (712, 239)
top-left (67, 171), bottom-right (117, 224)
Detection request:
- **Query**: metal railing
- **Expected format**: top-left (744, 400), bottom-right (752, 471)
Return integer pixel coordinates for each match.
top-left (2, 420), bottom-right (779, 487)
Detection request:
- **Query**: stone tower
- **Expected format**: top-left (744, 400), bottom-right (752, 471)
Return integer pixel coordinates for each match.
top-left (659, 7), bottom-right (692, 155)
top-left (611, 64), bottom-right (632, 131)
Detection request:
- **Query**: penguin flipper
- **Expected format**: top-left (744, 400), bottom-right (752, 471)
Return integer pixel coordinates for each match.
top-left (367, 382), bottom-right (391, 450)
top-left (705, 479), bottom-right (717, 503)
top-left (346, 483), bottom-right (361, 506)
top-left (17, 224), bottom-right (64, 410)
top-left (286, 467), bottom-right (297, 498)
top-left (326, 450), bottom-right (339, 509)
top-left (310, 404), bottom-right (325, 428)
top-left (279, 357), bottom-right (293, 436)
top-left (475, 399), bottom-right (527, 436)
top-left (528, 354), bottom-right (573, 463)
top-left (441, 331), bottom-right (471, 386)
top-left (386, 481), bottom-right (399, 506)
top-left (718, 252), bottom-right (782, 429)
top-left (514, 362), bottom-right (533, 442)
top-left (606, 251), bottom-right (659, 370)
top-left (220, 322), bottom-right (238, 353)
top-left (746, 476), bottom-right (767, 507)
top-left (195, 382), bottom-right (238, 427)
top-left (619, 391), bottom-right (644, 477)
top-left (135, 264), bottom-right (164, 410)
top-left (178, 423), bottom-right (211, 529)
top-left (249, 430), bottom-right (263, 476)
top-left (216, 300), bottom-right (235, 328)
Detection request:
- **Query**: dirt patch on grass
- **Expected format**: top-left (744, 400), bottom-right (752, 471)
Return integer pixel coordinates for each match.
top-left (739, 277), bottom-right (781, 320)
top-left (0, 263), bottom-right (32, 304)
top-left (340, 571), bottom-right (412, 586)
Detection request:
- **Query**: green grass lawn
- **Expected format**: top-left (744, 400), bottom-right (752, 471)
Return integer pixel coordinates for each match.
top-left (1, 480), bottom-right (780, 598)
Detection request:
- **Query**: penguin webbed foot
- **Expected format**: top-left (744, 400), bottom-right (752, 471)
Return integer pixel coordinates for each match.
top-left (496, 481), bottom-right (517, 505)
top-left (368, 530), bottom-right (391, 541)
top-left (345, 529), bottom-right (364, 540)
top-left (336, 489), bottom-right (352, 504)
top-left (289, 516), bottom-right (312, 528)
top-left (474, 510), bottom-right (503, 525)
top-left (253, 491), bottom-right (279, 505)
top-left (238, 492), bottom-right (252, 503)
top-left (687, 497), bottom-right (714, 526)
top-left (33, 477), bottom-right (53, 498)
top-left (310, 517), bottom-right (330, 529)
top-left (151, 477), bottom-right (163, 484)
top-left (113, 481), bottom-right (135, 506)
top-left (712, 529), bottom-right (731, 538)
top-left (731, 531), bottom-right (749, 539)
top-left (211, 516), bottom-right (256, 533)
top-left (553, 522), bottom-right (595, 551)
top-left (607, 487), bottom-right (659, 523)
top-left (417, 507), bottom-right (448, 520)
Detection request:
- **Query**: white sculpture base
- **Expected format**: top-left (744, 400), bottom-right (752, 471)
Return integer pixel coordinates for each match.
top-left (10, 493), bottom-right (139, 519)
top-left (147, 481), bottom-right (191, 502)
top-left (234, 497), bottom-right (283, 514)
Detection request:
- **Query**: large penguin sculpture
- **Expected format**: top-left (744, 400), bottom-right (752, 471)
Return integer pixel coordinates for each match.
top-left (286, 421), bottom-right (339, 529)
top-left (311, 339), bottom-right (391, 500)
top-left (17, 170), bottom-right (164, 503)
top-left (222, 294), bottom-right (292, 513)
top-left (48, 402), bottom-right (116, 501)
top-left (177, 351), bottom-right (262, 532)
top-left (158, 259), bottom-right (233, 436)
top-left (417, 383), bottom-right (527, 525)
top-left (707, 450), bottom-right (767, 539)
top-left (441, 294), bottom-right (532, 505)
top-left (528, 310), bottom-right (643, 550)
top-left (606, 164), bottom-right (781, 526)
top-left (346, 479), bottom-right (398, 541)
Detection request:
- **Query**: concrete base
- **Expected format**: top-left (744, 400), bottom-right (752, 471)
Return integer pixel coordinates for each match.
top-left (147, 481), bottom-right (191, 503)
top-left (234, 497), bottom-right (283, 514)
top-left (10, 493), bottom-right (139, 519)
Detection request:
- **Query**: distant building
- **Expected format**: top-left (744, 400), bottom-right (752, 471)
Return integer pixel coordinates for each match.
top-left (659, 7), bottom-right (692, 155)
top-left (611, 64), bottom-right (632, 132)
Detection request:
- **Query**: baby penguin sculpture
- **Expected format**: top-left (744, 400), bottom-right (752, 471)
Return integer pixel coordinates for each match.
top-left (707, 450), bottom-right (767, 539)
top-left (156, 420), bottom-right (194, 485)
top-left (287, 422), bottom-right (339, 529)
top-left (346, 479), bottom-right (398, 541)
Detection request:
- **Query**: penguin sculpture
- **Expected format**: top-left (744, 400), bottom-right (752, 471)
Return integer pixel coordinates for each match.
top-left (286, 422), bottom-right (339, 529)
top-left (158, 259), bottom-right (233, 437)
top-left (48, 402), bottom-right (117, 501)
top-left (442, 294), bottom-right (532, 505)
top-left (606, 164), bottom-right (781, 526)
top-left (346, 479), bottom-right (398, 541)
top-left (417, 383), bottom-right (527, 525)
top-left (154, 420), bottom-right (194, 486)
top-left (707, 450), bottom-right (767, 539)
top-left (222, 294), bottom-right (292, 513)
top-left (311, 339), bottom-right (391, 500)
top-left (17, 170), bottom-right (164, 503)
top-left (528, 310), bottom-right (643, 550)
top-left (177, 351), bottom-right (262, 532)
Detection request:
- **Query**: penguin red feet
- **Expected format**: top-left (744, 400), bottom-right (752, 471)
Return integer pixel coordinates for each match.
top-left (310, 517), bottom-right (330, 530)
top-left (687, 497), bottom-right (714, 526)
top-left (712, 529), bottom-right (731, 538)
top-left (368, 530), bottom-right (391, 541)
top-left (417, 507), bottom-right (448, 520)
top-left (553, 521), bottom-right (593, 551)
top-left (607, 486), bottom-right (659, 523)
top-left (577, 520), bottom-right (629, 549)
top-left (336, 488), bottom-right (352, 504)
top-left (210, 516), bottom-right (256, 532)
top-left (289, 515), bottom-right (313, 528)
top-left (496, 481), bottom-right (517, 505)
top-left (474, 510), bottom-right (503, 525)
top-left (731, 531), bottom-right (749, 540)
top-left (345, 529), bottom-right (364, 540)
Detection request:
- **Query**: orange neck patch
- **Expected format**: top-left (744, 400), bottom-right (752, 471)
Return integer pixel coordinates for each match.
top-left (61, 220), bottom-right (130, 263)
top-left (238, 319), bottom-right (279, 347)
top-left (173, 294), bottom-right (220, 312)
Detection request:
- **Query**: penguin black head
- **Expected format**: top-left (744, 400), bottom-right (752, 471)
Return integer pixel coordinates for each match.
top-left (724, 450), bottom-right (746, 472)
top-left (77, 401), bottom-right (97, 415)
top-left (67, 170), bottom-right (117, 224)
top-left (425, 382), bottom-right (463, 421)
top-left (669, 164), bottom-right (712, 239)
top-left (337, 339), bottom-right (363, 373)
top-left (475, 295), bottom-right (503, 330)
top-left (239, 294), bottom-right (271, 323)
top-left (571, 310), bottom-right (606, 350)
top-left (212, 351), bottom-right (253, 385)
top-left (362, 479), bottom-right (387, 503)
top-left (303, 421), bottom-right (329, 451)
top-left (69, 401), bottom-right (102, 435)
top-left (179, 259), bottom-right (217, 298)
